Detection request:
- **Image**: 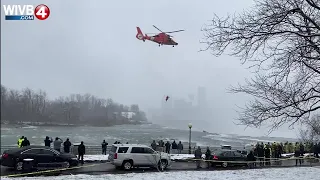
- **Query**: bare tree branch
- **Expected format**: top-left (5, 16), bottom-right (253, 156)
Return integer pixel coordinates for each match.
top-left (201, 0), bottom-right (320, 130)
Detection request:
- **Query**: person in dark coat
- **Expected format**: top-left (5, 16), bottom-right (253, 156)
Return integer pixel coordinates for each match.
top-left (246, 150), bottom-right (256, 168)
top-left (314, 142), bottom-right (319, 158)
top-left (299, 142), bottom-right (305, 164)
top-left (158, 140), bottom-right (164, 152)
top-left (194, 146), bottom-right (202, 169)
top-left (78, 141), bottom-right (85, 164)
top-left (44, 136), bottom-right (53, 147)
top-left (177, 141), bottom-right (183, 154)
top-left (21, 137), bottom-right (30, 147)
top-left (264, 145), bottom-right (271, 166)
top-left (165, 141), bottom-right (171, 154)
top-left (205, 147), bottom-right (211, 168)
top-left (101, 140), bottom-right (108, 155)
top-left (294, 142), bottom-right (301, 166)
top-left (172, 141), bottom-right (178, 154)
top-left (151, 140), bottom-right (157, 151)
top-left (257, 143), bottom-right (264, 166)
top-left (63, 138), bottom-right (72, 153)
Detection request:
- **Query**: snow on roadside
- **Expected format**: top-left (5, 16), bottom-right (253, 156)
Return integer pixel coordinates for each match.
top-left (83, 155), bottom-right (109, 161)
top-left (2, 167), bottom-right (320, 180)
top-left (170, 154), bottom-right (204, 160)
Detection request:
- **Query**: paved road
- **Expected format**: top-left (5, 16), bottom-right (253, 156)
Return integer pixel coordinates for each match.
top-left (1, 159), bottom-right (320, 177)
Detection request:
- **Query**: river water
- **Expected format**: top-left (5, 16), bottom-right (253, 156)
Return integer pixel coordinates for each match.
top-left (0, 124), bottom-right (298, 147)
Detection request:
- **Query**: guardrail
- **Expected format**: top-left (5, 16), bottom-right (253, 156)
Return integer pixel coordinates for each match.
top-left (0, 144), bottom-right (247, 155)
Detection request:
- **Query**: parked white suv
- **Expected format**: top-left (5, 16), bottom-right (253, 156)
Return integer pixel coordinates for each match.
top-left (108, 144), bottom-right (171, 170)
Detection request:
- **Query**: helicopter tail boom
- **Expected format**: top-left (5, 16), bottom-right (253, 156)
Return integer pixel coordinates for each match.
top-left (136, 27), bottom-right (145, 42)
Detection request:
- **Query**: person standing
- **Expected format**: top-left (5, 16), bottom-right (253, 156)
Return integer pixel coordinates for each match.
top-left (151, 140), bottom-right (157, 151)
top-left (294, 142), bottom-right (301, 166)
top-left (44, 136), bottom-right (53, 147)
top-left (53, 137), bottom-right (63, 152)
top-left (63, 138), bottom-right (72, 153)
top-left (246, 150), bottom-right (256, 168)
top-left (257, 143), bottom-right (264, 166)
top-left (101, 140), bottom-right (108, 155)
top-left (205, 147), bottom-right (211, 169)
top-left (264, 144), bottom-right (271, 166)
top-left (165, 141), bottom-right (171, 154)
top-left (194, 146), bottom-right (202, 169)
top-left (299, 142), bottom-right (305, 164)
top-left (17, 136), bottom-right (25, 148)
top-left (21, 137), bottom-right (30, 147)
top-left (78, 141), bottom-right (85, 164)
top-left (158, 140), bottom-right (164, 152)
top-left (172, 141), bottom-right (178, 154)
top-left (177, 141), bottom-right (183, 154)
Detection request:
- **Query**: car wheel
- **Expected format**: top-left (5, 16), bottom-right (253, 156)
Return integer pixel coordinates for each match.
top-left (122, 161), bottom-right (133, 170)
top-left (158, 160), bottom-right (168, 170)
top-left (222, 162), bottom-right (228, 168)
top-left (15, 161), bottom-right (23, 171)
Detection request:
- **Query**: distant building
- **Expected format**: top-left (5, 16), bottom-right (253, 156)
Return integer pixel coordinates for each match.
top-left (197, 86), bottom-right (207, 107)
top-left (113, 112), bottom-right (136, 119)
top-left (173, 98), bottom-right (190, 109)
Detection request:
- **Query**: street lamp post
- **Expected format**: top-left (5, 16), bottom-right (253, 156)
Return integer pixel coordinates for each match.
top-left (188, 123), bottom-right (192, 154)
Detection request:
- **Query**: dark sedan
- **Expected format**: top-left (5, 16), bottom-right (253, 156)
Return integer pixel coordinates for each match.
top-left (210, 149), bottom-right (248, 168)
top-left (0, 146), bottom-right (78, 171)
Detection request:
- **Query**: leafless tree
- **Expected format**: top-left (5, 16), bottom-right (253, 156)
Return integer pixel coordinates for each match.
top-left (202, 0), bottom-right (320, 130)
top-left (299, 114), bottom-right (320, 143)
top-left (0, 84), bottom-right (147, 126)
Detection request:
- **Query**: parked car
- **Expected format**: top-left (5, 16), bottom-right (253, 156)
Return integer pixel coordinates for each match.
top-left (108, 144), bottom-right (171, 170)
top-left (210, 149), bottom-right (248, 168)
top-left (0, 146), bottom-right (78, 171)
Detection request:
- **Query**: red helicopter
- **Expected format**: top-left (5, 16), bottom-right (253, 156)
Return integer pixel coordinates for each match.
top-left (136, 25), bottom-right (185, 47)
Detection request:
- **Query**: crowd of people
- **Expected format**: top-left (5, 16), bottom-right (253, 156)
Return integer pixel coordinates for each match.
top-left (250, 141), bottom-right (320, 166)
top-left (17, 136), bottom-right (86, 164)
top-left (150, 140), bottom-right (184, 154)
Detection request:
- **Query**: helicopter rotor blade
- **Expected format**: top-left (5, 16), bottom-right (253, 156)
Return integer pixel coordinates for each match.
top-left (164, 30), bottom-right (185, 33)
top-left (153, 25), bottom-right (163, 33)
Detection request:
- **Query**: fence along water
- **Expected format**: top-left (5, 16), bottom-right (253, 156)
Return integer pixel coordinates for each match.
top-left (0, 143), bottom-right (246, 155)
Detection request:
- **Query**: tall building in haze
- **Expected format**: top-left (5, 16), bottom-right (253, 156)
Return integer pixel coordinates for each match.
top-left (197, 86), bottom-right (207, 107)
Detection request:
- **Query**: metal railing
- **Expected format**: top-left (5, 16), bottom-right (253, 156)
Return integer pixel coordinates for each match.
top-left (0, 144), bottom-right (246, 155)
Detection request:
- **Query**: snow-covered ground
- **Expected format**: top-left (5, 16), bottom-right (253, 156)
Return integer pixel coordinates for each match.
top-left (2, 167), bottom-right (320, 180)
top-left (170, 154), bottom-right (204, 160)
top-left (83, 155), bottom-right (109, 161)
top-left (281, 153), bottom-right (313, 158)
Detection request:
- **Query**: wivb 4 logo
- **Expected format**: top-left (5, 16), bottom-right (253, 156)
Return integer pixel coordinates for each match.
top-left (3, 4), bottom-right (50, 20)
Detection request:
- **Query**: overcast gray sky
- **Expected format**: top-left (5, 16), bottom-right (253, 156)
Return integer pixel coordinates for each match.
top-left (1, 0), bottom-right (300, 138)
